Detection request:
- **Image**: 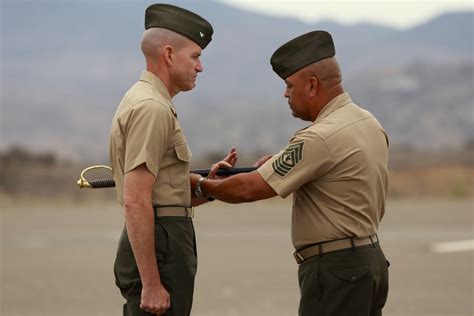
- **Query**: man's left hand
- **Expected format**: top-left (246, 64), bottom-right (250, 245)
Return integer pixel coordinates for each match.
top-left (208, 147), bottom-right (238, 179)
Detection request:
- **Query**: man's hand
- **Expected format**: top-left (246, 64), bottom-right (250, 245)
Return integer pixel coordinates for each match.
top-left (140, 282), bottom-right (170, 315)
top-left (208, 147), bottom-right (238, 179)
top-left (225, 146), bottom-right (238, 167)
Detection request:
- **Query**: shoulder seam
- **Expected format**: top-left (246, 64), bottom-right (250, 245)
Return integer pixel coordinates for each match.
top-left (133, 98), bottom-right (174, 116)
top-left (313, 115), bottom-right (374, 140)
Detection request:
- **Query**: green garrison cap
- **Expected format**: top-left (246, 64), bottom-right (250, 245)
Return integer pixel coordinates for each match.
top-left (145, 3), bottom-right (213, 49)
top-left (270, 31), bottom-right (335, 79)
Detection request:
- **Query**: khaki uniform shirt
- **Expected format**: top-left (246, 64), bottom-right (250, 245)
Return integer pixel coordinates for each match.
top-left (258, 93), bottom-right (388, 249)
top-left (109, 71), bottom-right (192, 207)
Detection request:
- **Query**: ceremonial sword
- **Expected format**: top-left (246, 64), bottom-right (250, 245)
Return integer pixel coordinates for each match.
top-left (77, 165), bottom-right (257, 189)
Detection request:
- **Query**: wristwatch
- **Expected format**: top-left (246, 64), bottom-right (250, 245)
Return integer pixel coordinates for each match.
top-left (195, 177), bottom-right (215, 201)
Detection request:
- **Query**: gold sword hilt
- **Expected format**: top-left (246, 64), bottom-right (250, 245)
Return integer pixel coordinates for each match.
top-left (77, 165), bottom-right (114, 189)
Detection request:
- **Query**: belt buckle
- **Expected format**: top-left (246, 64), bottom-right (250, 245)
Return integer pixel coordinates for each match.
top-left (293, 251), bottom-right (304, 264)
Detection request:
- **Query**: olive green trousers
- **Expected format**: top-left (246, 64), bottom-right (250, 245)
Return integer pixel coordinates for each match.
top-left (298, 243), bottom-right (389, 316)
top-left (114, 217), bottom-right (197, 316)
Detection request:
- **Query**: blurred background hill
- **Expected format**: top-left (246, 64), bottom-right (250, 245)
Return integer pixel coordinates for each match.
top-left (1, 1), bottom-right (473, 200)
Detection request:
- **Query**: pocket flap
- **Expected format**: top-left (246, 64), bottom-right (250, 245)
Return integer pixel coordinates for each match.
top-left (174, 143), bottom-right (191, 162)
top-left (332, 266), bottom-right (370, 283)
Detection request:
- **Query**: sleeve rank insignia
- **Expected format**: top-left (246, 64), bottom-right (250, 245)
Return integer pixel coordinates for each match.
top-left (272, 141), bottom-right (304, 177)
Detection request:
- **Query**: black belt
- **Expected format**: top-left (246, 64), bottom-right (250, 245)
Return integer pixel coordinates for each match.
top-left (153, 206), bottom-right (194, 218)
top-left (293, 235), bottom-right (379, 264)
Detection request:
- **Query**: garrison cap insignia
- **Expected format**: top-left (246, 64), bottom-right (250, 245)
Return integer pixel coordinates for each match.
top-left (272, 142), bottom-right (304, 177)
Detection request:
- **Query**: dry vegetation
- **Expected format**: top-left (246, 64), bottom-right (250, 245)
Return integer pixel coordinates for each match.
top-left (388, 145), bottom-right (474, 197)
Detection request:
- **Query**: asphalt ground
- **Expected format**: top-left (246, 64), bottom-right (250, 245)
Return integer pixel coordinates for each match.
top-left (1, 198), bottom-right (473, 316)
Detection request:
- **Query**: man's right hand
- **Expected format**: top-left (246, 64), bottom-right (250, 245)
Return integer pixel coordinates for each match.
top-left (140, 283), bottom-right (170, 315)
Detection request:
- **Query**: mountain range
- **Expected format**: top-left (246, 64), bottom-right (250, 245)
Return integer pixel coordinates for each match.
top-left (1, 1), bottom-right (473, 162)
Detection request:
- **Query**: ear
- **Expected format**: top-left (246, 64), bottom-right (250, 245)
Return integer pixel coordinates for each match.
top-left (162, 45), bottom-right (175, 66)
top-left (307, 77), bottom-right (318, 97)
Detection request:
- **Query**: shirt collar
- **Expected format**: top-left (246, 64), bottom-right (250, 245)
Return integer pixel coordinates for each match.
top-left (139, 70), bottom-right (177, 117)
top-left (314, 92), bottom-right (352, 124)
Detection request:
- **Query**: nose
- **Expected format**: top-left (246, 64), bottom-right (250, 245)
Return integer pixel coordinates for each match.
top-left (196, 60), bottom-right (203, 72)
top-left (284, 87), bottom-right (290, 98)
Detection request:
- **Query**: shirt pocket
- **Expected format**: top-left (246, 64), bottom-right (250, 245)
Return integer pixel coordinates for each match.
top-left (169, 142), bottom-right (191, 189)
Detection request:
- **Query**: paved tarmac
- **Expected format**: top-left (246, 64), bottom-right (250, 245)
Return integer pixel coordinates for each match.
top-left (1, 198), bottom-right (473, 316)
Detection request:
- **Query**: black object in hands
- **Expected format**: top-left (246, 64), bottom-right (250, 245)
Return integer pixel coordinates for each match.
top-left (192, 167), bottom-right (257, 177)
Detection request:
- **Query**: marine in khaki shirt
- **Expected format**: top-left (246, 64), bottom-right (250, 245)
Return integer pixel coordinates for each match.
top-left (258, 92), bottom-right (388, 249)
top-left (110, 70), bottom-right (192, 208)
top-left (109, 4), bottom-right (240, 316)
top-left (192, 31), bottom-right (390, 316)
